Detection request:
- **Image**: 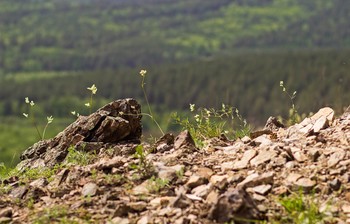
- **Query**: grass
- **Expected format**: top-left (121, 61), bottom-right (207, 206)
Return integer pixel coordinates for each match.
top-left (275, 191), bottom-right (332, 224)
top-left (64, 146), bottom-right (97, 166)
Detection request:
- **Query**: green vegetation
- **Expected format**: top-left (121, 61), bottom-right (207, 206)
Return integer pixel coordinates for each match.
top-left (173, 103), bottom-right (250, 147)
top-left (146, 176), bottom-right (170, 194)
top-left (0, 0), bottom-right (338, 74)
top-left (130, 145), bottom-right (154, 179)
top-left (64, 146), bottom-right (97, 166)
top-left (277, 191), bottom-right (332, 224)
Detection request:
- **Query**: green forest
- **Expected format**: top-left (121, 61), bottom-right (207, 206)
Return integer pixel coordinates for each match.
top-left (0, 0), bottom-right (349, 167)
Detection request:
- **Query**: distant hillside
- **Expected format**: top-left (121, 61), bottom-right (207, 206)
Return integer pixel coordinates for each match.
top-left (0, 0), bottom-right (341, 73)
top-left (235, 0), bottom-right (349, 48)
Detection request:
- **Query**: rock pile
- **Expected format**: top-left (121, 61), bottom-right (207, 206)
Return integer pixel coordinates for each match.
top-left (0, 100), bottom-right (349, 223)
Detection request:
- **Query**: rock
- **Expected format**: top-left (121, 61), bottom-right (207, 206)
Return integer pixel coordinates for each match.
top-left (18, 98), bottom-right (142, 169)
top-left (221, 161), bottom-right (235, 172)
top-left (250, 148), bottom-right (277, 166)
top-left (250, 184), bottom-right (272, 196)
top-left (253, 135), bottom-right (272, 146)
top-left (328, 178), bottom-right (341, 191)
top-left (82, 182), bottom-right (98, 197)
top-left (297, 107), bottom-right (334, 134)
top-left (29, 178), bottom-right (48, 188)
top-left (174, 130), bottom-right (196, 150)
top-left (233, 149), bottom-right (257, 170)
top-left (196, 167), bottom-right (214, 180)
top-left (206, 190), bottom-right (219, 204)
top-left (264, 116), bottom-right (285, 131)
top-left (9, 185), bottom-right (28, 199)
top-left (290, 147), bottom-right (307, 162)
top-left (241, 136), bottom-right (251, 144)
top-left (210, 175), bottom-right (228, 190)
top-left (109, 217), bottom-right (130, 224)
top-left (172, 193), bottom-right (191, 209)
top-left (0, 208), bottom-right (12, 218)
top-left (155, 133), bottom-right (174, 153)
top-left (237, 172), bottom-right (274, 188)
top-left (191, 184), bottom-right (212, 198)
top-left (91, 156), bottom-right (126, 171)
top-left (328, 150), bottom-right (346, 168)
top-left (128, 201), bottom-right (147, 212)
top-left (294, 178), bottom-right (316, 193)
top-left (185, 175), bottom-right (208, 189)
top-left (209, 188), bottom-right (264, 222)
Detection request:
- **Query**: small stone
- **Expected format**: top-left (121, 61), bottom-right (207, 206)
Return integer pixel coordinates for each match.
top-left (172, 193), bottom-right (191, 209)
top-left (251, 184), bottom-right (272, 196)
top-left (221, 161), bottom-right (235, 172)
top-left (233, 149), bottom-right (257, 170)
top-left (328, 179), bottom-right (341, 191)
top-left (210, 175), bottom-right (228, 190)
top-left (29, 178), bottom-right (48, 188)
top-left (132, 183), bottom-right (150, 195)
top-left (328, 150), bottom-right (346, 168)
top-left (174, 130), bottom-right (196, 150)
top-left (308, 148), bottom-right (321, 162)
top-left (252, 193), bottom-right (267, 202)
top-left (196, 167), bottom-right (214, 180)
top-left (294, 178), bottom-right (316, 193)
top-left (253, 135), bottom-right (272, 146)
top-left (191, 184), bottom-right (212, 198)
top-left (9, 185), bottom-right (28, 199)
top-left (237, 172), bottom-right (274, 188)
top-left (109, 217), bottom-right (130, 224)
top-left (250, 149), bottom-right (277, 166)
top-left (345, 192), bottom-right (350, 202)
top-left (241, 136), bottom-right (251, 144)
top-left (185, 175), bottom-right (208, 189)
top-left (285, 161), bottom-right (296, 169)
top-left (286, 173), bottom-right (303, 185)
top-left (206, 190), bottom-right (219, 204)
top-left (342, 204), bottom-right (350, 213)
top-left (128, 201), bottom-right (147, 212)
top-left (272, 186), bottom-right (288, 195)
top-left (137, 215), bottom-right (149, 224)
top-left (82, 182), bottom-right (98, 197)
top-left (0, 208), bottom-right (12, 218)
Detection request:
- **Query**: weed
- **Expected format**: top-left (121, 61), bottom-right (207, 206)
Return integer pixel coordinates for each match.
top-left (23, 97), bottom-right (53, 140)
top-left (279, 81), bottom-right (305, 126)
top-left (85, 84), bottom-right (97, 114)
top-left (173, 103), bottom-right (250, 147)
top-left (64, 146), bottom-right (96, 166)
top-left (277, 191), bottom-right (330, 224)
top-left (31, 205), bottom-right (75, 224)
top-left (130, 145), bottom-right (154, 178)
top-left (147, 176), bottom-right (169, 193)
top-left (139, 70), bottom-right (164, 136)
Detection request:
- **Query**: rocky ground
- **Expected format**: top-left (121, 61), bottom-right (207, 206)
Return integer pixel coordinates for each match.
top-left (0, 99), bottom-right (349, 224)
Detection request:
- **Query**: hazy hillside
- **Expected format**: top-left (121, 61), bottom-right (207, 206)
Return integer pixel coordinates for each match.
top-left (0, 0), bottom-right (340, 73)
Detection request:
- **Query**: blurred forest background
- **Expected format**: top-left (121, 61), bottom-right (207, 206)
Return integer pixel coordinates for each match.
top-left (0, 0), bottom-right (349, 166)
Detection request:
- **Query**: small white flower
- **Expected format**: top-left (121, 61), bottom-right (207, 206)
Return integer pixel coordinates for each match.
top-left (85, 102), bottom-right (90, 107)
top-left (194, 114), bottom-right (200, 122)
top-left (71, 111), bottom-right (76, 115)
top-left (189, 104), bottom-right (195, 112)
top-left (139, 70), bottom-right (147, 77)
top-left (47, 116), bottom-right (54, 124)
top-left (30, 101), bottom-right (35, 107)
top-left (25, 97), bottom-right (30, 104)
top-left (119, 111), bottom-right (124, 115)
top-left (280, 81), bottom-right (284, 87)
top-left (87, 84), bottom-right (97, 94)
top-left (23, 113), bottom-right (28, 118)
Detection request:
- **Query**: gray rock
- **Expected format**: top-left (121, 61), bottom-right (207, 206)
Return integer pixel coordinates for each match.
top-left (233, 149), bottom-right (257, 170)
top-left (174, 130), bottom-right (196, 150)
top-left (328, 178), bottom-right (341, 191)
top-left (82, 182), bottom-right (98, 197)
top-left (294, 178), bottom-right (316, 193)
top-left (209, 188), bottom-right (264, 222)
top-left (328, 150), bottom-right (346, 168)
top-left (250, 148), bottom-right (277, 166)
top-left (9, 185), bottom-right (28, 199)
top-left (18, 98), bottom-right (142, 169)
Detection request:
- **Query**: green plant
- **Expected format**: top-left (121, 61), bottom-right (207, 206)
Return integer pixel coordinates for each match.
top-left (64, 146), bottom-right (96, 166)
top-left (173, 103), bottom-right (250, 147)
top-left (279, 81), bottom-right (303, 125)
top-left (31, 205), bottom-right (73, 224)
top-left (139, 70), bottom-right (164, 136)
top-left (85, 84), bottom-right (97, 114)
top-left (146, 176), bottom-right (169, 193)
top-left (130, 145), bottom-right (154, 178)
top-left (23, 97), bottom-right (54, 140)
top-left (278, 191), bottom-right (329, 224)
